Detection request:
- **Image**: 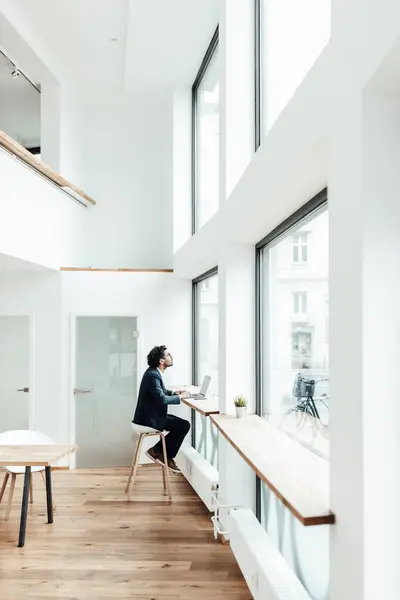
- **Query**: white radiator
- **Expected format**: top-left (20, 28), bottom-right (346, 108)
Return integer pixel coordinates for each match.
top-left (229, 508), bottom-right (312, 600)
top-left (176, 444), bottom-right (219, 511)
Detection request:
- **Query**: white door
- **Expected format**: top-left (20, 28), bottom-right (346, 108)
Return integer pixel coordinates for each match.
top-left (0, 316), bottom-right (30, 432)
top-left (74, 316), bottom-right (138, 468)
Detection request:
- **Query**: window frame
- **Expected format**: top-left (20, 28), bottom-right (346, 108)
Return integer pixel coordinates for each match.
top-left (254, 0), bottom-right (262, 150)
top-left (191, 266), bottom-right (218, 446)
top-left (254, 187), bottom-right (327, 520)
top-left (191, 26), bottom-right (219, 235)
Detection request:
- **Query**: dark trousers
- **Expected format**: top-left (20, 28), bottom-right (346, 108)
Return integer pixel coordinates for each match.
top-left (153, 415), bottom-right (190, 459)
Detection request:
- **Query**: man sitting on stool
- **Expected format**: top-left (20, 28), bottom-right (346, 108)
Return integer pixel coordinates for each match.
top-left (132, 345), bottom-right (190, 473)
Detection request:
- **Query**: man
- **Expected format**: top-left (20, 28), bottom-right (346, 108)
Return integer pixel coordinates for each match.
top-left (133, 345), bottom-right (190, 473)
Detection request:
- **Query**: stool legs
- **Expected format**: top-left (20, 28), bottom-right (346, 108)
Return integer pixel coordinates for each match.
top-left (125, 432), bottom-right (142, 493)
top-left (5, 473), bottom-right (16, 521)
top-left (0, 472), bottom-right (9, 504)
top-left (127, 433), bottom-right (144, 502)
top-left (160, 433), bottom-right (172, 500)
top-left (126, 431), bottom-right (172, 502)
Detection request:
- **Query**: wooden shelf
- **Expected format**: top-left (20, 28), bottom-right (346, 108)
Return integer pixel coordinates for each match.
top-left (182, 397), bottom-right (219, 417)
top-left (171, 386), bottom-right (219, 417)
top-left (210, 414), bottom-right (334, 526)
top-left (0, 130), bottom-right (96, 206)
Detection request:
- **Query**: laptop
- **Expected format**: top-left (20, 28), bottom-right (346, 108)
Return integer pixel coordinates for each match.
top-left (187, 375), bottom-right (211, 400)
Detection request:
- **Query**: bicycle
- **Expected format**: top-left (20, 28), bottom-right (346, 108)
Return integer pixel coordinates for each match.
top-left (280, 375), bottom-right (330, 448)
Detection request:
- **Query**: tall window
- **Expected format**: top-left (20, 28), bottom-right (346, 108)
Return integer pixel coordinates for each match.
top-left (192, 269), bottom-right (219, 467)
top-left (257, 192), bottom-right (329, 458)
top-left (192, 27), bottom-right (219, 232)
top-left (193, 270), bottom-right (219, 394)
top-left (256, 0), bottom-right (330, 139)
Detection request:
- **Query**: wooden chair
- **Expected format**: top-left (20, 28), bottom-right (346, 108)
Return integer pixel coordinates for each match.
top-left (0, 430), bottom-right (56, 520)
top-left (125, 424), bottom-right (171, 501)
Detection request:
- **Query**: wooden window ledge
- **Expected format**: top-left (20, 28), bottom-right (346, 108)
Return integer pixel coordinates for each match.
top-left (210, 414), bottom-right (335, 526)
top-left (170, 386), bottom-right (219, 416)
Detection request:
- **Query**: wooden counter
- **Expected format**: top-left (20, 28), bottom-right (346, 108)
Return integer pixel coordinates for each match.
top-left (210, 414), bottom-right (334, 526)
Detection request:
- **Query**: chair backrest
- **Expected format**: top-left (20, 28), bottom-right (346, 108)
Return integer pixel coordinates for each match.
top-left (0, 429), bottom-right (55, 445)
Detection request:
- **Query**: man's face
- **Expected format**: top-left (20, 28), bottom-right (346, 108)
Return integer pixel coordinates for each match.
top-left (160, 348), bottom-right (173, 369)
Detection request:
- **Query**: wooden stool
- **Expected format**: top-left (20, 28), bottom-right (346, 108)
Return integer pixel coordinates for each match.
top-left (125, 424), bottom-right (171, 501)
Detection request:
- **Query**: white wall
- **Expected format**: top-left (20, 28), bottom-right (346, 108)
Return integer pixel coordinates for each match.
top-left (174, 46), bottom-right (330, 279)
top-left (59, 96), bottom-right (174, 269)
top-left (0, 148), bottom-right (86, 269)
top-left (3, 0), bottom-right (400, 597)
top-left (173, 1), bottom-right (400, 598)
top-left (0, 272), bottom-right (62, 436)
top-left (0, 271), bottom-right (192, 446)
top-left (0, 13), bottom-right (176, 273)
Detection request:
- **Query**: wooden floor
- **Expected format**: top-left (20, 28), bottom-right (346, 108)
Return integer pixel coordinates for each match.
top-left (0, 467), bottom-right (251, 600)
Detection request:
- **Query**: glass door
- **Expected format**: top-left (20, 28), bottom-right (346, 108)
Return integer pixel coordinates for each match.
top-left (0, 316), bottom-right (30, 432)
top-left (74, 316), bottom-right (138, 468)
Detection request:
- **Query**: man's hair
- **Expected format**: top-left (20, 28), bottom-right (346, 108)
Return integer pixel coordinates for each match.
top-left (147, 345), bottom-right (167, 368)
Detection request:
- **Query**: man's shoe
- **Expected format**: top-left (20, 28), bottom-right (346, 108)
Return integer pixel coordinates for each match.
top-left (146, 447), bottom-right (161, 463)
top-left (154, 454), bottom-right (181, 474)
top-left (167, 459), bottom-right (181, 474)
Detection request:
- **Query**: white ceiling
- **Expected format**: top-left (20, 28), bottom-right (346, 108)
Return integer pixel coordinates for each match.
top-left (0, 51), bottom-right (40, 147)
top-left (0, 0), bottom-right (219, 96)
top-left (124, 0), bottom-right (219, 91)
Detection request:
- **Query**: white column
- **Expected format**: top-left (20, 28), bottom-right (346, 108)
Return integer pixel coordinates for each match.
top-left (218, 242), bottom-right (255, 414)
top-left (172, 89), bottom-right (192, 252)
top-left (329, 89), bottom-right (400, 600)
top-left (217, 242), bottom-right (256, 530)
top-left (219, 0), bottom-right (254, 204)
top-left (360, 91), bottom-right (399, 600)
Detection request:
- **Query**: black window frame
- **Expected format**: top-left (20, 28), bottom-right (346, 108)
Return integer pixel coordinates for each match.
top-left (254, 0), bottom-right (262, 150)
top-left (254, 188), bottom-right (328, 519)
top-left (191, 26), bottom-right (219, 235)
top-left (191, 266), bottom-right (219, 446)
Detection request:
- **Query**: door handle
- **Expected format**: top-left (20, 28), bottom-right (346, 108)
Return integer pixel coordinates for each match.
top-left (74, 388), bottom-right (93, 395)
top-left (17, 387), bottom-right (29, 393)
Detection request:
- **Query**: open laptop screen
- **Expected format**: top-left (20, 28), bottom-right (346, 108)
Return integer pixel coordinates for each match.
top-left (199, 375), bottom-right (211, 396)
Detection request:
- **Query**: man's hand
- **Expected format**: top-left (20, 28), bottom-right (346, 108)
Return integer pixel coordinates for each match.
top-left (178, 391), bottom-right (190, 400)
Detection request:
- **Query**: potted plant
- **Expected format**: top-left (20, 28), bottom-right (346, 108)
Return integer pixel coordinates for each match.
top-left (234, 396), bottom-right (247, 419)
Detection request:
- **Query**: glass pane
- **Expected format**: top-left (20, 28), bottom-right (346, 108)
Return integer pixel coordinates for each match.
top-left (262, 208), bottom-right (329, 458)
top-left (0, 52), bottom-right (41, 149)
top-left (0, 316), bottom-right (30, 431)
top-left (196, 274), bottom-right (219, 395)
top-left (75, 316), bottom-right (138, 468)
top-left (260, 481), bottom-right (329, 598)
top-left (261, 0), bottom-right (330, 133)
top-left (194, 411), bottom-right (219, 469)
top-left (196, 47), bottom-right (220, 230)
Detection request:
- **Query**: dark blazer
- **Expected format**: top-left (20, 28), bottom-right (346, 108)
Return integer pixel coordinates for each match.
top-left (133, 367), bottom-right (180, 431)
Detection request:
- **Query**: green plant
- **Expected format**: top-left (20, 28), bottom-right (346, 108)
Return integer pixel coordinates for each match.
top-left (234, 396), bottom-right (247, 408)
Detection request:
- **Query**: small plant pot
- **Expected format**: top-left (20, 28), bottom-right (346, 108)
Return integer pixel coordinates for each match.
top-left (235, 406), bottom-right (247, 419)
